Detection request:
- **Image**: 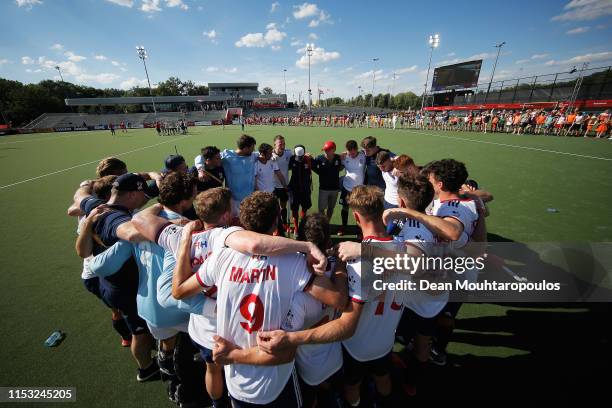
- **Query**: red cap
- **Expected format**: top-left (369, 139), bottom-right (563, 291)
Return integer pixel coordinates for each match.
top-left (322, 140), bottom-right (336, 151)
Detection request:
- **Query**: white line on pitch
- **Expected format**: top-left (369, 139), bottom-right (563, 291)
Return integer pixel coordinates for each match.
top-left (402, 129), bottom-right (612, 162)
top-left (0, 135), bottom-right (193, 190)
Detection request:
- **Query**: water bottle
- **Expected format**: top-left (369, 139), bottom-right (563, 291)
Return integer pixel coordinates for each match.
top-left (45, 330), bottom-right (65, 347)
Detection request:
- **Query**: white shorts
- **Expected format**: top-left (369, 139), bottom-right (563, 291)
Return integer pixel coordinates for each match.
top-left (146, 321), bottom-right (189, 341)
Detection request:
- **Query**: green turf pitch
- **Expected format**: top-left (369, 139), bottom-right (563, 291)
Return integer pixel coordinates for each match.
top-left (0, 125), bottom-right (611, 406)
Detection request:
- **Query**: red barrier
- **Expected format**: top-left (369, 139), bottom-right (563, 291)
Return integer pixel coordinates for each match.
top-left (423, 99), bottom-right (612, 111)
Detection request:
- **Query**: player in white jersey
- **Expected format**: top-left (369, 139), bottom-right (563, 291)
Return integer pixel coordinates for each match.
top-left (383, 160), bottom-right (488, 366)
top-left (271, 135), bottom-right (293, 234)
top-left (258, 186), bottom-right (412, 408)
top-left (338, 140), bottom-right (366, 235)
top-left (375, 151), bottom-right (399, 209)
top-left (133, 188), bottom-right (330, 408)
top-left (282, 213), bottom-right (345, 407)
top-left (175, 192), bottom-right (345, 407)
top-left (255, 143), bottom-right (285, 194)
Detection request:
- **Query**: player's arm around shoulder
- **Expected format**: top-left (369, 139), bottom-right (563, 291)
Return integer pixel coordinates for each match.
top-left (89, 240), bottom-right (133, 278)
top-left (212, 335), bottom-right (297, 366)
top-left (131, 203), bottom-right (169, 241)
top-left (305, 260), bottom-right (348, 311)
top-left (257, 300), bottom-right (363, 353)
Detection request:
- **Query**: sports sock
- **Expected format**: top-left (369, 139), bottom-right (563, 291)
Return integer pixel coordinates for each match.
top-left (112, 318), bottom-right (131, 341)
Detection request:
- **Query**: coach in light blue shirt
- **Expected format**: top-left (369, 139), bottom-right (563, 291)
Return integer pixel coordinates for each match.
top-left (221, 134), bottom-right (258, 218)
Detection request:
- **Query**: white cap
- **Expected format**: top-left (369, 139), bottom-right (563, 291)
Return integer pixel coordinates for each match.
top-left (294, 146), bottom-right (305, 157)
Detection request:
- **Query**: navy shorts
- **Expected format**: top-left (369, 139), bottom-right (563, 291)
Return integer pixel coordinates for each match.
top-left (99, 286), bottom-right (149, 336)
top-left (290, 191), bottom-right (312, 212)
top-left (193, 341), bottom-right (214, 364)
top-left (230, 369), bottom-right (302, 408)
top-left (82, 277), bottom-right (102, 300)
top-left (298, 368), bottom-right (342, 408)
top-left (342, 346), bottom-right (391, 386)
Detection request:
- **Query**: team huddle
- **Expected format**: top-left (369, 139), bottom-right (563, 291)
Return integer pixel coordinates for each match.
top-left (68, 134), bottom-right (493, 408)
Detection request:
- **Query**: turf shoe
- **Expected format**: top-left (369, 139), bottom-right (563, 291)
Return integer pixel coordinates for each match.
top-left (137, 360), bottom-right (161, 382)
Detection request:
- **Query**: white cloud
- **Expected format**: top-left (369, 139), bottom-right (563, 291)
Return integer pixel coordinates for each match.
top-left (290, 40), bottom-right (303, 47)
top-left (15, 0), bottom-right (42, 9)
top-left (596, 24), bottom-right (607, 29)
top-left (206, 66), bottom-right (219, 72)
top-left (25, 68), bottom-right (42, 73)
top-left (308, 10), bottom-right (331, 27)
top-left (446, 52), bottom-right (456, 57)
top-left (225, 67), bottom-right (238, 73)
top-left (293, 3), bottom-right (319, 19)
top-left (0, 59), bottom-right (10, 65)
top-left (50, 43), bottom-right (64, 51)
top-left (95, 55), bottom-right (108, 60)
top-left (287, 79), bottom-right (298, 85)
top-left (21, 56), bottom-right (34, 65)
top-left (354, 69), bottom-right (384, 80)
top-left (235, 26), bottom-right (286, 48)
top-left (111, 60), bottom-right (121, 66)
top-left (552, 0), bottom-right (612, 21)
top-left (395, 65), bottom-right (417, 74)
top-left (203, 29), bottom-right (218, 43)
top-left (271, 45), bottom-right (281, 51)
top-left (64, 51), bottom-right (86, 62)
top-left (308, 33), bottom-right (319, 40)
top-left (562, 51), bottom-right (612, 64)
top-left (270, 2), bottom-right (279, 12)
top-left (516, 53), bottom-right (550, 64)
top-left (295, 44), bottom-right (340, 68)
top-left (141, 0), bottom-right (161, 12)
top-left (106, 0), bottom-right (133, 7)
top-left (544, 59), bottom-right (557, 66)
top-left (566, 26), bottom-right (590, 34)
top-left (120, 77), bottom-right (148, 89)
top-left (75, 73), bottom-right (120, 84)
top-left (165, 0), bottom-right (188, 10)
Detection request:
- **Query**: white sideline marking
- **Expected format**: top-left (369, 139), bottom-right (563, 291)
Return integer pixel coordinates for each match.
top-left (0, 136), bottom-right (192, 190)
top-left (0, 132), bottom-right (88, 145)
top-left (402, 129), bottom-right (612, 162)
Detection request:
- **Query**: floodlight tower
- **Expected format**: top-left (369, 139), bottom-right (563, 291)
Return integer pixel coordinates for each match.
top-left (421, 34), bottom-right (440, 112)
top-left (306, 44), bottom-right (314, 111)
top-left (136, 45), bottom-right (157, 117)
top-left (54, 66), bottom-right (64, 82)
top-left (484, 41), bottom-right (506, 103)
top-left (371, 57), bottom-right (379, 108)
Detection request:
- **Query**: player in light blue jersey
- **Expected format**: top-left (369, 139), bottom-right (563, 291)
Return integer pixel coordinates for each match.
top-left (220, 134), bottom-right (258, 220)
top-left (86, 172), bottom-right (205, 406)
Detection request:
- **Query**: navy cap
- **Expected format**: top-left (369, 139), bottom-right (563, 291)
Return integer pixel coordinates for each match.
top-left (112, 173), bottom-right (151, 194)
top-left (165, 155), bottom-right (186, 171)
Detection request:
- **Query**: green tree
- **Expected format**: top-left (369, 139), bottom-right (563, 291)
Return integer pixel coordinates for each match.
top-left (262, 87), bottom-right (273, 95)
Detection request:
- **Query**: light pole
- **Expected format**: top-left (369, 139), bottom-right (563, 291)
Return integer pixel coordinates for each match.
top-left (392, 72), bottom-right (397, 95)
top-left (306, 44), bottom-right (313, 111)
top-left (136, 45), bottom-right (157, 117)
top-left (283, 68), bottom-right (287, 96)
top-left (421, 34), bottom-right (440, 112)
top-left (371, 57), bottom-right (379, 108)
top-left (55, 65), bottom-right (64, 82)
top-left (484, 41), bottom-right (506, 103)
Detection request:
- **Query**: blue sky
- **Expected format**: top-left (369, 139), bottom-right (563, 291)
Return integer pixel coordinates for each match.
top-left (1, 0), bottom-right (611, 99)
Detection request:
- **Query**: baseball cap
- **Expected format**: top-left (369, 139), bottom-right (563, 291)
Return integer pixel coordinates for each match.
top-left (294, 145), bottom-right (305, 157)
top-left (322, 140), bottom-right (336, 151)
top-left (112, 173), bottom-right (151, 195)
top-left (165, 154), bottom-right (186, 171)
